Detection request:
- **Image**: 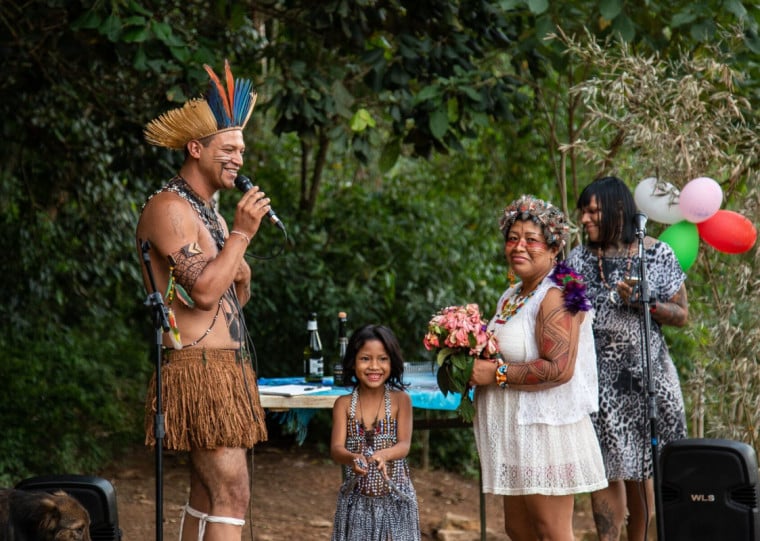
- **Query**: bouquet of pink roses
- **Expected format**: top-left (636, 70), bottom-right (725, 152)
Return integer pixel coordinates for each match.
top-left (423, 303), bottom-right (499, 422)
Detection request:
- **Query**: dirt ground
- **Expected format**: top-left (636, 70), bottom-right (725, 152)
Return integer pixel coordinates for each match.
top-left (98, 441), bottom-right (597, 541)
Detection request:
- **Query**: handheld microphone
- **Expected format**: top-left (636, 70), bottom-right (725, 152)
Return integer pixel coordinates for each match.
top-left (234, 174), bottom-right (286, 232)
top-left (633, 212), bottom-right (648, 236)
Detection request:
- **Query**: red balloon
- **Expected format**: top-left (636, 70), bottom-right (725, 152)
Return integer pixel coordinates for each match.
top-left (697, 210), bottom-right (757, 254)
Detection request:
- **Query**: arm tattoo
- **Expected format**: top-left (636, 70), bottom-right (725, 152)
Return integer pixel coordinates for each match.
top-left (652, 283), bottom-right (688, 327)
top-left (169, 243), bottom-right (208, 296)
top-left (506, 305), bottom-right (579, 386)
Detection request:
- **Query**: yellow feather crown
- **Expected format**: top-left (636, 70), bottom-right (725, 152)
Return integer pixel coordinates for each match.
top-left (144, 60), bottom-right (257, 150)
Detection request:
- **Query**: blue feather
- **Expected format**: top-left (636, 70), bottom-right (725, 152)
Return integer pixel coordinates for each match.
top-left (233, 78), bottom-right (254, 125)
top-left (206, 82), bottom-right (233, 128)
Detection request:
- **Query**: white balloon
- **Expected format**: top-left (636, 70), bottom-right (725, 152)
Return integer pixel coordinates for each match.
top-left (633, 177), bottom-right (683, 224)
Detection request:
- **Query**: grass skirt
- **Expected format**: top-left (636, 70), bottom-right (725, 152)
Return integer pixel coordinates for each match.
top-left (144, 348), bottom-right (267, 451)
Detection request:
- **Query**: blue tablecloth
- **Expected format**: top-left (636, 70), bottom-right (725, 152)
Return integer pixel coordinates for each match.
top-left (257, 374), bottom-right (460, 411)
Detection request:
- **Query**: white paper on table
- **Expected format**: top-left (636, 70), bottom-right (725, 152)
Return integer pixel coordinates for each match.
top-left (258, 384), bottom-right (328, 397)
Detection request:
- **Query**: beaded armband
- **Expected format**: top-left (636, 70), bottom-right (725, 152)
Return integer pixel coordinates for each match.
top-left (495, 361), bottom-right (509, 389)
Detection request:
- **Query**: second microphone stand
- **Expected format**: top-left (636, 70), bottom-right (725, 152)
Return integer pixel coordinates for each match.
top-left (633, 225), bottom-right (665, 541)
top-left (141, 240), bottom-right (168, 541)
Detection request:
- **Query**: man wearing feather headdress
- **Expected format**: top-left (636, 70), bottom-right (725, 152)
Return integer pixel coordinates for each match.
top-left (136, 61), bottom-right (269, 541)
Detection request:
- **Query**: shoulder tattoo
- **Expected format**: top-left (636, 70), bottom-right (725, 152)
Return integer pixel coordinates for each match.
top-left (169, 243), bottom-right (207, 296)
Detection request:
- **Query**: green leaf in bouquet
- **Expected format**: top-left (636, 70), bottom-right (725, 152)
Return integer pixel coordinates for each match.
top-left (436, 347), bottom-right (454, 366)
top-left (462, 359), bottom-right (474, 384)
top-left (457, 394), bottom-right (476, 423)
top-left (447, 363), bottom-right (467, 394)
top-left (450, 352), bottom-right (471, 370)
top-left (446, 363), bottom-right (459, 387)
top-left (436, 362), bottom-right (452, 396)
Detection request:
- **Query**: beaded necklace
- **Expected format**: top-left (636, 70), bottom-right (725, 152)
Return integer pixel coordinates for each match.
top-left (597, 244), bottom-right (634, 304)
top-left (165, 176), bottom-right (227, 250)
top-left (494, 285), bottom-right (537, 325)
top-left (358, 388), bottom-right (385, 451)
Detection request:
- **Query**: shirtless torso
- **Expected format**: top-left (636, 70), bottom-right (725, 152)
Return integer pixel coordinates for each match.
top-left (137, 181), bottom-right (246, 350)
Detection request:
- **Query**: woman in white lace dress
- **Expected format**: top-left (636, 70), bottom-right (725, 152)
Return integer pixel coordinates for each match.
top-left (470, 195), bottom-right (607, 541)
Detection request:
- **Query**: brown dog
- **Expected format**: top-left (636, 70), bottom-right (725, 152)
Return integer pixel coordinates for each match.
top-left (0, 488), bottom-right (91, 541)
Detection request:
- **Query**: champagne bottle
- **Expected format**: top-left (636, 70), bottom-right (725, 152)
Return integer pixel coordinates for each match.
top-left (333, 311), bottom-right (349, 386)
top-left (304, 313), bottom-right (324, 384)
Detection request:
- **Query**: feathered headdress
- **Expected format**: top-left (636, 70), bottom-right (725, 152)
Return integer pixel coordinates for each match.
top-left (144, 60), bottom-right (257, 150)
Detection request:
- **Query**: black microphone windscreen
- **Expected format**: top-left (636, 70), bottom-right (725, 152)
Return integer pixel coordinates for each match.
top-left (234, 174), bottom-right (254, 193)
top-left (233, 174), bottom-right (287, 233)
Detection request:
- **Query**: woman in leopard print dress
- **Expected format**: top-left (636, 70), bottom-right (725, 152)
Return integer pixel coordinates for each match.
top-left (567, 177), bottom-right (688, 541)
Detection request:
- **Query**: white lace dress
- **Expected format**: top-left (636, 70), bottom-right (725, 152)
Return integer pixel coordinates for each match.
top-left (473, 278), bottom-right (608, 496)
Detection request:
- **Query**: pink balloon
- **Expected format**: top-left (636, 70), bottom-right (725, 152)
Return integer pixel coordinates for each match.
top-left (679, 177), bottom-right (723, 223)
top-left (697, 210), bottom-right (757, 254)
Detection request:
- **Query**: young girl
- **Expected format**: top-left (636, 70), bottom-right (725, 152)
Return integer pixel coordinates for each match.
top-left (330, 324), bottom-right (421, 541)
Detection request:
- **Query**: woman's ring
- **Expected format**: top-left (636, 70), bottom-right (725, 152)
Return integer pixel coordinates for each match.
top-left (609, 290), bottom-right (620, 305)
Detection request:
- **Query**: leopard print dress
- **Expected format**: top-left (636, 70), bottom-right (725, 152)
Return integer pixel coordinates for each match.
top-left (567, 242), bottom-right (687, 480)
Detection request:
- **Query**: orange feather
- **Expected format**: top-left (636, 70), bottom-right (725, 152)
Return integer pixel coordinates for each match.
top-left (203, 63), bottom-right (232, 119)
top-left (224, 59), bottom-right (236, 111)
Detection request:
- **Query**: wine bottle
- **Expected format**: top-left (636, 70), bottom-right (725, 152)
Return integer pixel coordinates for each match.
top-left (304, 313), bottom-right (324, 384)
top-left (333, 311), bottom-right (349, 386)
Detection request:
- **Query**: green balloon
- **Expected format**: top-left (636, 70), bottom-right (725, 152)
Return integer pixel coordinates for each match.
top-left (659, 220), bottom-right (699, 271)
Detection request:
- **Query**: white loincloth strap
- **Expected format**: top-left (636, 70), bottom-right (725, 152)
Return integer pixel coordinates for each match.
top-left (179, 503), bottom-right (245, 541)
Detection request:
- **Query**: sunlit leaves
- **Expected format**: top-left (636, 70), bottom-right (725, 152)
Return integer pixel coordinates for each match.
top-left (559, 28), bottom-right (758, 188)
top-left (350, 108), bottom-right (376, 132)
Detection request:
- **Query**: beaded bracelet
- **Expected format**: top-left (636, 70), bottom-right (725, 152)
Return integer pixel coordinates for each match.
top-left (495, 361), bottom-right (509, 389)
top-left (229, 230), bottom-right (251, 244)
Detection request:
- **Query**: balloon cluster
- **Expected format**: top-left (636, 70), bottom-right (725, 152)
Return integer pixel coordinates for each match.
top-left (634, 176), bottom-right (757, 271)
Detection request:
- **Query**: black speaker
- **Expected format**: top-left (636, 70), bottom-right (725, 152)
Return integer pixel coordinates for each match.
top-left (660, 438), bottom-right (760, 541)
top-left (15, 474), bottom-right (122, 541)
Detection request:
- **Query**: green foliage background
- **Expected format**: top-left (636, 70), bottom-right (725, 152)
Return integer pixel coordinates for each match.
top-left (0, 0), bottom-right (758, 484)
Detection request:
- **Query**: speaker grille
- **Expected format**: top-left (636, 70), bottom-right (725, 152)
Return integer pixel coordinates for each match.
top-left (661, 484), bottom-right (680, 503)
top-left (731, 486), bottom-right (758, 507)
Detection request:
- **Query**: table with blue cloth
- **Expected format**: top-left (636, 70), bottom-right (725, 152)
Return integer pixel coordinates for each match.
top-left (258, 373), bottom-right (462, 410)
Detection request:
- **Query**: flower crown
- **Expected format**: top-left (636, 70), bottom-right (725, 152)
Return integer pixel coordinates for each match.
top-left (144, 60), bottom-right (257, 150)
top-left (499, 194), bottom-right (569, 249)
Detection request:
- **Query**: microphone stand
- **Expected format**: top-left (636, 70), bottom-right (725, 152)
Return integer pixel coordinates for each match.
top-left (140, 240), bottom-right (168, 541)
top-left (634, 226), bottom-right (665, 541)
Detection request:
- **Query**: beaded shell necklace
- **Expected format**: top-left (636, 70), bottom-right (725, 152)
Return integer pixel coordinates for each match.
top-left (495, 285), bottom-right (537, 325)
top-left (165, 176), bottom-right (227, 249)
